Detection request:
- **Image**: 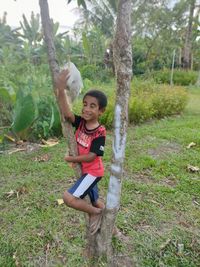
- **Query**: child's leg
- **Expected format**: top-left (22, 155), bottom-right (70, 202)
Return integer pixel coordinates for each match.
top-left (87, 183), bottom-right (105, 234)
top-left (63, 174), bottom-right (103, 216)
top-left (63, 191), bottom-right (101, 215)
top-left (88, 183), bottom-right (105, 209)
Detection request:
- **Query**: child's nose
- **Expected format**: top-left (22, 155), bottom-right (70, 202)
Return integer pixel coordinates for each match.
top-left (84, 106), bottom-right (90, 112)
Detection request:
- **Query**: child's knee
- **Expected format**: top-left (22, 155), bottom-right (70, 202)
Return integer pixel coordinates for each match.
top-left (63, 191), bottom-right (75, 207)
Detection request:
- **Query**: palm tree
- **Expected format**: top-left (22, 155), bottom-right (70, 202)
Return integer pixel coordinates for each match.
top-left (77, 0), bottom-right (118, 38)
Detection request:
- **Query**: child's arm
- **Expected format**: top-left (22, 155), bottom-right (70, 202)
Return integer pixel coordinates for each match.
top-left (56, 70), bottom-right (75, 123)
top-left (64, 152), bottom-right (97, 163)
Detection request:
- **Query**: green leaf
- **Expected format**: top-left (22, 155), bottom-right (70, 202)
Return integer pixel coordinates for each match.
top-left (0, 88), bottom-right (11, 102)
top-left (0, 86), bottom-right (16, 103)
top-left (49, 105), bottom-right (55, 130)
top-left (12, 92), bottom-right (37, 133)
top-left (51, 103), bottom-right (61, 130)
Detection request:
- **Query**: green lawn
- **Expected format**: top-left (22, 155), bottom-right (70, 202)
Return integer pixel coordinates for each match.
top-left (0, 86), bottom-right (200, 266)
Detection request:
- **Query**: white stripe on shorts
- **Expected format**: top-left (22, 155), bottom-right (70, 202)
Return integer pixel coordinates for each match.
top-left (73, 174), bottom-right (96, 197)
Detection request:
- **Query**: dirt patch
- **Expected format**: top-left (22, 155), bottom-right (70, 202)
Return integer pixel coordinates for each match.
top-left (0, 141), bottom-right (41, 155)
top-left (129, 170), bottom-right (178, 188)
top-left (148, 141), bottom-right (182, 159)
top-left (112, 254), bottom-right (135, 267)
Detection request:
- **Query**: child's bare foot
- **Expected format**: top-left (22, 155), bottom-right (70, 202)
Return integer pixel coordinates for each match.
top-left (89, 209), bottom-right (103, 235)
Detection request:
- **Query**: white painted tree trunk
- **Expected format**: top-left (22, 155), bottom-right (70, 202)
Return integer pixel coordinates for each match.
top-left (86, 0), bottom-right (132, 261)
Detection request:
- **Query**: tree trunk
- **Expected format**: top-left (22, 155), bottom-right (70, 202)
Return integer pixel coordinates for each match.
top-left (182, 0), bottom-right (196, 70)
top-left (39, 0), bottom-right (81, 177)
top-left (86, 0), bottom-right (132, 262)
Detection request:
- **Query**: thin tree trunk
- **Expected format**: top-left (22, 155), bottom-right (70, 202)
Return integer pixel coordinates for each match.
top-left (182, 0), bottom-right (196, 69)
top-left (39, 0), bottom-right (81, 177)
top-left (86, 0), bottom-right (132, 262)
top-left (170, 49), bottom-right (175, 86)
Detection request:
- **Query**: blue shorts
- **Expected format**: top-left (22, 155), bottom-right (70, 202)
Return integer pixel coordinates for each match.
top-left (68, 174), bottom-right (101, 204)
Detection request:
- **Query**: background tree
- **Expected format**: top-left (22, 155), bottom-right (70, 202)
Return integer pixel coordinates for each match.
top-left (182, 0), bottom-right (196, 69)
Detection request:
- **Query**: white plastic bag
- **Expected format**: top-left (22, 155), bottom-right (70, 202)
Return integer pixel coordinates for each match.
top-left (62, 62), bottom-right (83, 102)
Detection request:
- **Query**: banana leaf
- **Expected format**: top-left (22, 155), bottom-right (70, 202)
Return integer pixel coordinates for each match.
top-left (12, 90), bottom-right (37, 133)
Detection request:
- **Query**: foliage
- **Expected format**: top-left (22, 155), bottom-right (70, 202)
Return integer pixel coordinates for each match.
top-left (12, 89), bottom-right (38, 139)
top-left (151, 86), bottom-right (188, 118)
top-left (31, 98), bottom-right (61, 140)
top-left (80, 64), bottom-right (112, 82)
top-left (152, 69), bottom-right (198, 86)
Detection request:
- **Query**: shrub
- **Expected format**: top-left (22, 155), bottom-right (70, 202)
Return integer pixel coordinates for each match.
top-left (129, 95), bottom-right (155, 124)
top-left (151, 86), bottom-right (188, 118)
top-left (99, 98), bottom-right (115, 129)
top-left (152, 69), bottom-right (198, 86)
top-left (80, 64), bottom-right (112, 82)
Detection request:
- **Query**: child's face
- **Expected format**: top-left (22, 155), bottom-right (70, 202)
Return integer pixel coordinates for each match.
top-left (82, 95), bottom-right (104, 122)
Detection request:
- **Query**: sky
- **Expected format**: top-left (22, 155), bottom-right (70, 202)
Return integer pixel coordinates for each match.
top-left (0, 0), bottom-right (79, 33)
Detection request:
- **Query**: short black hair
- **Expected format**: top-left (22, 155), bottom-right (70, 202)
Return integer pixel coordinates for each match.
top-left (83, 89), bottom-right (107, 109)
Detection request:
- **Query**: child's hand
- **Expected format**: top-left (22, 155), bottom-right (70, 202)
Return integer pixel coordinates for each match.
top-left (56, 69), bottom-right (70, 90)
top-left (64, 155), bottom-right (76, 169)
top-left (68, 162), bottom-right (77, 169)
top-left (64, 155), bottom-right (73, 162)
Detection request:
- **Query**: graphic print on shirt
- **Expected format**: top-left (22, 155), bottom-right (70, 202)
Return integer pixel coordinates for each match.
top-left (77, 130), bottom-right (91, 148)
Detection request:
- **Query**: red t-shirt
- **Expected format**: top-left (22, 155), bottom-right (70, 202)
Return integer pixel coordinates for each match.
top-left (72, 115), bottom-right (106, 177)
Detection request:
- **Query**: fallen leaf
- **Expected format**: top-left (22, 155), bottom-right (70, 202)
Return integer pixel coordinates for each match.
top-left (187, 164), bottom-right (200, 172)
top-left (160, 238), bottom-right (171, 250)
top-left (8, 148), bottom-right (26, 155)
top-left (40, 138), bottom-right (59, 147)
top-left (57, 199), bottom-right (64, 205)
top-left (13, 252), bottom-right (20, 267)
top-left (193, 200), bottom-right (200, 206)
top-left (33, 154), bottom-right (50, 162)
top-left (187, 142), bottom-right (196, 149)
top-left (5, 190), bottom-right (15, 198)
top-left (16, 140), bottom-right (23, 145)
top-left (16, 186), bottom-right (28, 195)
top-left (4, 134), bottom-right (15, 142)
top-left (177, 243), bottom-right (184, 255)
top-left (150, 199), bottom-right (160, 205)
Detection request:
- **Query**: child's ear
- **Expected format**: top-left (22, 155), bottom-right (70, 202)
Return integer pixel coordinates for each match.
top-left (99, 107), bottom-right (105, 115)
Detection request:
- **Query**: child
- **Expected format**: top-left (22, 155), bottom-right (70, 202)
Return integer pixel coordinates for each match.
top-left (56, 70), bottom-right (107, 235)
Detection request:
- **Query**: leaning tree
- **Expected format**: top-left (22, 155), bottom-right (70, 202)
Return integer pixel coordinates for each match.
top-left (39, 0), bottom-right (132, 263)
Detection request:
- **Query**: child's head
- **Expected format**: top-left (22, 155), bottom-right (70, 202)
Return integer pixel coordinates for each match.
top-left (83, 90), bottom-right (107, 110)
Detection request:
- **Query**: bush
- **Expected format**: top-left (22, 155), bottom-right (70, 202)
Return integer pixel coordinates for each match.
top-left (152, 69), bottom-right (198, 86)
top-left (151, 86), bottom-right (188, 118)
top-left (129, 96), bottom-right (155, 124)
top-left (128, 81), bottom-right (188, 123)
top-left (80, 64), bottom-right (112, 83)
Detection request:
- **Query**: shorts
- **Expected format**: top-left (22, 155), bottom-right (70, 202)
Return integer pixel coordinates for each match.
top-left (67, 173), bottom-right (101, 204)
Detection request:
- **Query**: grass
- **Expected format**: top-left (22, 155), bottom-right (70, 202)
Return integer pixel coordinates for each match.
top-left (0, 86), bottom-right (200, 266)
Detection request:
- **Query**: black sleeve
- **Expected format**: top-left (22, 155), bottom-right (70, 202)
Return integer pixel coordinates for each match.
top-left (72, 115), bottom-right (82, 129)
top-left (90, 136), bottom-right (105, 156)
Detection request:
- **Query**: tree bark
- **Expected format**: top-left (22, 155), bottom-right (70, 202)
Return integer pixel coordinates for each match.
top-left (86, 0), bottom-right (132, 262)
top-left (182, 0), bottom-right (196, 70)
top-left (39, 0), bottom-right (81, 177)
